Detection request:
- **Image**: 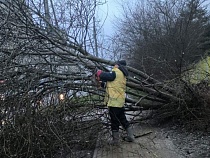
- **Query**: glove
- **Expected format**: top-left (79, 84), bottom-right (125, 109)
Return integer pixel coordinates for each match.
top-left (95, 70), bottom-right (102, 81)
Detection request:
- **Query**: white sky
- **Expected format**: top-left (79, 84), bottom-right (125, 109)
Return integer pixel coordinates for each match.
top-left (97, 0), bottom-right (122, 36)
top-left (97, 0), bottom-right (210, 36)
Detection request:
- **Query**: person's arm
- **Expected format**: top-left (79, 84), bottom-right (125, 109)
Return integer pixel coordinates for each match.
top-left (100, 81), bottom-right (106, 88)
top-left (99, 71), bottom-right (116, 82)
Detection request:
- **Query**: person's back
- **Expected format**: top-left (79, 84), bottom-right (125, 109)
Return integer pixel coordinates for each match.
top-left (105, 67), bottom-right (126, 108)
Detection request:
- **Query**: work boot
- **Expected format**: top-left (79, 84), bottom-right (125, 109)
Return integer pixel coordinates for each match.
top-left (109, 131), bottom-right (120, 146)
top-left (124, 126), bottom-right (135, 142)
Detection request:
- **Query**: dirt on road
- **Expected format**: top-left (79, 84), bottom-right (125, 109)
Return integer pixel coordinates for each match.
top-left (93, 123), bottom-right (186, 158)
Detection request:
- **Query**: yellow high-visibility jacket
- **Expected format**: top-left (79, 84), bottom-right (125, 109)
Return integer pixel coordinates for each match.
top-left (104, 68), bottom-right (126, 107)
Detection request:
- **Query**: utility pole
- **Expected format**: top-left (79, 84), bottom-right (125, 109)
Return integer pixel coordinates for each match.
top-left (50, 0), bottom-right (59, 28)
top-left (44, 0), bottom-right (51, 32)
top-left (93, 16), bottom-right (99, 57)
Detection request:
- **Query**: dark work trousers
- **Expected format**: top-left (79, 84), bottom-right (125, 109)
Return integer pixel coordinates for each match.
top-left (108, 106), bottom-right (130, 132)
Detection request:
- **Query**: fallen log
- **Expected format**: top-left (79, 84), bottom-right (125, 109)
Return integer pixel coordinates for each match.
top-left (127, 82), bottom-right (180, 102)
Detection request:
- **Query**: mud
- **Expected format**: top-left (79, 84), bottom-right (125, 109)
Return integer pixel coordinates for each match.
top-left (159, 123), bottom-right (210, 158)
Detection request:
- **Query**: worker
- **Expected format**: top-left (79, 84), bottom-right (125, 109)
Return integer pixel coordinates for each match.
top-left (95, 60), bottom-right (135, 145)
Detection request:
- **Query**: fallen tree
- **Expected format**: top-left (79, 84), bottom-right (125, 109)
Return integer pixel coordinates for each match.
top-left (0, 0), bottom-right (210, 157)
top-left (0, 0), bottom-right (209, 130)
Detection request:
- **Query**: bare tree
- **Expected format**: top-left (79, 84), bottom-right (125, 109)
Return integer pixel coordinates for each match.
top-left (0, 0), bottom-right (210, 157)
top-left (111, 0), bottom-right (210, 133)
top-left (114, 0), bottom-right (210, 80)
top-left (0, 0), bottom-right (108, 157)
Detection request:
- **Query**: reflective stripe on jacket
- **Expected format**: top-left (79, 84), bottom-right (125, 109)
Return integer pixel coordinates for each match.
top-left (104, 67), bottom-right (126, 107)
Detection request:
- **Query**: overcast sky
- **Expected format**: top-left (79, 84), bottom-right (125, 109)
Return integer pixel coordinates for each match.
top-left (97, 0), bottom-right (210, 36)
top-left (97, 0), bottom-right (123, 36)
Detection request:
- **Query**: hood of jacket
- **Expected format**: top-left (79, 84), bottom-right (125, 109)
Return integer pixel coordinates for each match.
top-left (118, 65), bottom-right (129, 77)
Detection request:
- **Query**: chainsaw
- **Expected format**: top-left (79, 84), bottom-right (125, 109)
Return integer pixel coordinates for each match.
top-left (90, 67), bottom-right (101, 88)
